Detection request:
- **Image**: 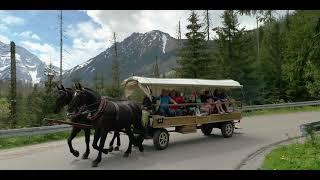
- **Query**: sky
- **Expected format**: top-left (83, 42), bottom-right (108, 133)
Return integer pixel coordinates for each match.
top-left (0, 10), bottom-right (290, 70)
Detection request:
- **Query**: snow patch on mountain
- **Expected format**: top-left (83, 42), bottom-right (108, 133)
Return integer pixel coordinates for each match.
top-left (162, 34), bottom-right (167, 54)
top-left (0, 65), bottom-right (8, 71)
top-left (29, 69), bottom-right (40, 84)
top-left (0, 41), bottom-right (59, 84)
top-left (62, 29), bottom-right (180, 86)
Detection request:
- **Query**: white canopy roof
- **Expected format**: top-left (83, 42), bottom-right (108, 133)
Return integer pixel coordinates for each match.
top-left (122, 76), bottom-right (242, 98)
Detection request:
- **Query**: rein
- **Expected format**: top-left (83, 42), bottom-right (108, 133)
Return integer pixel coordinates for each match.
top-left (69, 96), bottom-right (109, 121)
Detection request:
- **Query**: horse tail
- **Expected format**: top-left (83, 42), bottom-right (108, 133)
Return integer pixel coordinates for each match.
top-left (131, 102), bottom-right (144, 131)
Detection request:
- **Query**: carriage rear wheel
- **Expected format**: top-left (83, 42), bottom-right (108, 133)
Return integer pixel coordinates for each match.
top-left (221, 121), bottom-right (234, 138)
top-left (153, 128), bottom-right (169, 150)
top-left (201, 124), bottom-right (213, 136)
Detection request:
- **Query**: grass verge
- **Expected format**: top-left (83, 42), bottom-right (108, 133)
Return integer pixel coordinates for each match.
top-left (262, 135), bottom-right (320, 170)
top-left (243, 105), bottom-right (320, 117)
top-left (0, 130), bottom-right (86, 150)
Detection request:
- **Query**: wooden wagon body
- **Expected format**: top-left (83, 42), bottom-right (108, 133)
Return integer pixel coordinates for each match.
top-left (122, 76), bottom-right (244, 150)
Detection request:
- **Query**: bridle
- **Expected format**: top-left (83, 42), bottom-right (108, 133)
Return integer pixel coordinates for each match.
top-left (67, 89), bottom-right (103, 119)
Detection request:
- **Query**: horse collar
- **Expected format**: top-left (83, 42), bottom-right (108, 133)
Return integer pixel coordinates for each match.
top-left (87, 97), bottom-right (108, 121)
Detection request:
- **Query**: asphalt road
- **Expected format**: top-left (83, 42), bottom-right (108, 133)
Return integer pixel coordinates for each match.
top-left (0, 111), bottom-right (319, 170)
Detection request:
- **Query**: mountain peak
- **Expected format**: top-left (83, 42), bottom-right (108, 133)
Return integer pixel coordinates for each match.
top-left (0, 43), bottom-right (59, 84)
top-left (63, 30), bottom-right (179, 86)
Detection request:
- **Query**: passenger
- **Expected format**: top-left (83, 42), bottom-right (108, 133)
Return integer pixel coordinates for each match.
top-left (186, 91), bottom-right (201, 115)
top-left (217, 90), bottom-right (231, 113)
top-left (170, 90), bottom-right (186, 116)
top-left (142, 89), bottom-right (158, 114)
top-left (213, 89), bottom-right (226, 114)
top-left (159, 89), bottom-right (177, 117)
top-left (178, 92), bottom-right (187, 115)
top-left (200, 90), bottom-right (212, 103)
top-left (200, 97), bottom-right (215, 115)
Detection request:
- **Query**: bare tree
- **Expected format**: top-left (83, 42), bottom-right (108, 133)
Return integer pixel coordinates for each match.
top-left (9, 42), bottom-right (17, 128)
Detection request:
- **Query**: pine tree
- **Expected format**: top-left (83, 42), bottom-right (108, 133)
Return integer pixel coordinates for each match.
top-left (260, 21), bottom-right (286, 103)
top-left (162, 71), bottom-right (166, 78)
top-left (212, 10), bottom-right (258, 104)
top-left (204, 10), bottom-right (210, 41)
top-left (154, 56), bottom-right (160, 78)
top-left (176, 10), bottom-right (210, 78)
top-left (101, 72), bottom-right (104, 93)
top-left (111, 32), bottom-right (121, 98)
top-left (94, 71), bottom-right (99, 91)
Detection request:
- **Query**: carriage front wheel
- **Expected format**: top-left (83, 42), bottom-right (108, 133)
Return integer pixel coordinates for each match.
top-left (153, 128), bottom-right (169, 150)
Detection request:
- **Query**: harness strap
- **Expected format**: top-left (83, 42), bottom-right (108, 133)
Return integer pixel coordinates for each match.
top-left (87, 96), bottom-right (108, 121)
top-left (110, 101), bottom-right (120, 121)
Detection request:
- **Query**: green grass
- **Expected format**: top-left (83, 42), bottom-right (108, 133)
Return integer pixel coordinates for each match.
top-left (243, 105), bottom-right (320, 117)
top-left (262, 135), bottom-right (320, 170)
top-left (0, 131), bottom-right (86, 150)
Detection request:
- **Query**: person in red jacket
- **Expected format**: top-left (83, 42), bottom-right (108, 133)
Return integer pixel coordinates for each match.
top-left (170, 90), bottom-right (185, 116)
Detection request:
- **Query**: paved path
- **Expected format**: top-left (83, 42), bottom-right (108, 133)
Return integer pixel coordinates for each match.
top-left (0, 111), bottom-right (318, 170)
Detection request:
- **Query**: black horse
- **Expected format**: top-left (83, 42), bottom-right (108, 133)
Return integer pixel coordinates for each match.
top-left (68, 83), bottom-right (145, 167)
top-left (54, 85), bottom-right (121, 159)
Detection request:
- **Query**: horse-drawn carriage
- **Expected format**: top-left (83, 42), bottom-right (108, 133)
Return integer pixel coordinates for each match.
top-left (122, 76), bottom-right (243, 150)
top-left (49, 76), bottom-right (243, 167)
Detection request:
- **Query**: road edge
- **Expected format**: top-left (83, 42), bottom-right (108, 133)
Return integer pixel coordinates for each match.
top-left (235, 135), bottom-right (305, 170)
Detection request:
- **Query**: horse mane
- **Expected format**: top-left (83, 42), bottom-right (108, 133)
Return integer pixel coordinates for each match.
top-left (83, 87), bottom-right (101, 100)
top-left (83, 87), bottom-right (94, 91)
top-left (66, 88), bottom-right (74, 92)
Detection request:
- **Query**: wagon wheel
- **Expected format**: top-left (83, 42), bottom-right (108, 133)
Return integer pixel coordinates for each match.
top-left (201, 124), bottom-right (213, 136)
top-left (153, 128), bottom-right (169, 150)
top-left (221, 121), bottom-right (234, 138)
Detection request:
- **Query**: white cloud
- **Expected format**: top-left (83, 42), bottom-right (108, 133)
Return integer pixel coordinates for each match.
top-left (14, 31), bottom-right (40, 40)
top-left (86, 10), bottom-right (191, 40)
top-left (0, 34), bottom-right (10, 44)
top-left (66, 21), bottom-right (110, 41)
top-left (64, 20), bottom-right (111, 69)
top-left (0, 24), bottom-right (8, 31)
top-left (31, 34), bottom-right (40, 40)
top-left (21, 41), bottom-right (59, 66)
top-left (49, 10), bottom-right (291, 70)
top-left (1, 15), bottom-right (25, 25)
top-left (63, 10), bottom-right (257, 69)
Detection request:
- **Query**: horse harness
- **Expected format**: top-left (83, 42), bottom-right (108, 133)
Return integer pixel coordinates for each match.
top-left (85, 96), bottom-right (120, 122)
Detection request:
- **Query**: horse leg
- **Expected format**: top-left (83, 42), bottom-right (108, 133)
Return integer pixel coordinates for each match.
top-left (92, 130), bottom-right (108, 167)
top-left (82, 129), bottom-right (90, 159)
top-left (92, 128), bottom-right (109, 154)
top-left (123, 128), bottom-right (134, 157)
top-left (115, 131), bottom-right (121, 151)
top-left (92, 128), bottom-right (100, 150)
top-left (108, 131), bottom-right (117, 152)
top-left (137, 133), bottom-right (144, 152)
top-left (68, 127), bottom-right (81, 157)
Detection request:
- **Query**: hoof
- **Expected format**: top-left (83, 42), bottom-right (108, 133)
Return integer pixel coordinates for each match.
top-left (72, 150), bottom-right (80, 157)
top-left (102, 148), bottom-right (109, 154)
top-left (92, 161), bottom-right (99, 167)
top-left (114, 146), bottom-right (120, 151)
top-left (109, 147), bottom-right (113, 152)
top-left (82, 153), bottom-right (89, 159)
top-left (123, 153), bottom-right (130, 158)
